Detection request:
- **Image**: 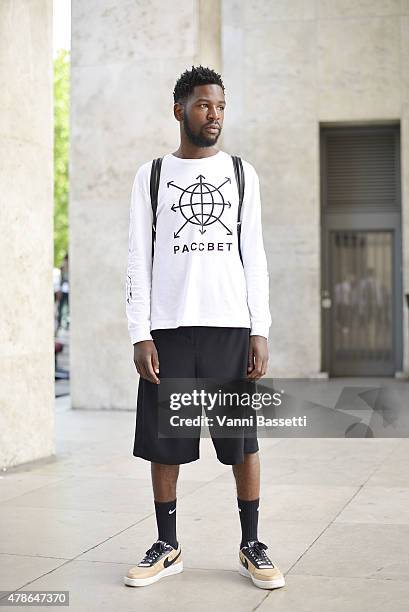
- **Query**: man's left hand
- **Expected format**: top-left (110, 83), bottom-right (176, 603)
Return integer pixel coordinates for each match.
top-left (247, 335), bottom-right (269, 380)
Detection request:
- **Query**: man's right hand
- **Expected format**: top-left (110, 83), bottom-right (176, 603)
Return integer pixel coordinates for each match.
top-left (133, 340), bottom-right (160, 384)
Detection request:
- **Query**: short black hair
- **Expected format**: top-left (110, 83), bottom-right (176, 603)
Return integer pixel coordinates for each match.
top-left (173, 65), bottom-right (225, 104)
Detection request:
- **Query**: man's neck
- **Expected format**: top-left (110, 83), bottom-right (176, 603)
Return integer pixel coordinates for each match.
top-left (171, 145), bottom-right (220, 159)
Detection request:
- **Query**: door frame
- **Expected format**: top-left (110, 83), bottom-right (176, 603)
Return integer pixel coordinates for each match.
top-left (320, 124), bottom-right (403, 377)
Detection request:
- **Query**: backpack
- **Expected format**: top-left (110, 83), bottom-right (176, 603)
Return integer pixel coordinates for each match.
top-left (149, 155), bottom-right (245, 266)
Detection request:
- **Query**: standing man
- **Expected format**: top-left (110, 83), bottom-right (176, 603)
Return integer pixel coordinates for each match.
top-left (124, 66), bottom-right (285, 590)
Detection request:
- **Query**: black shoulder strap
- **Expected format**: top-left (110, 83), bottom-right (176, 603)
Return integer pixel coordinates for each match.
top-left (149, 157), bottom-right (163, 260)
top-left (231, 155), bottom-right (245, 266)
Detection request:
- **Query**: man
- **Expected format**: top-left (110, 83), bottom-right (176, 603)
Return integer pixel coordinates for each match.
top-left (124, 66), bottom-right (285, 590)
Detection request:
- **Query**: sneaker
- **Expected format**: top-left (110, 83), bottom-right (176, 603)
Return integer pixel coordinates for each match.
top-left (124, 540), bottom-right (183, 587)
top-left (239, 540), bottom-right (285, 589)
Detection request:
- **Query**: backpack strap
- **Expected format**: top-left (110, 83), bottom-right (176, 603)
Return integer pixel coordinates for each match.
top-left (231, 155), bottom-right (245, 266)
top-left (149, 157), bottom-right (163, 260)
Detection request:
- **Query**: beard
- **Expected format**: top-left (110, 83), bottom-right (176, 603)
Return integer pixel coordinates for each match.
top-left (183, 112), bottom-right (221, 148)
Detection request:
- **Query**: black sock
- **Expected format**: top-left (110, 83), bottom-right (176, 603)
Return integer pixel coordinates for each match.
top-left (238, 497), bottom-right (259, 549)
top-left (154, 499), bottom-right (178, 549)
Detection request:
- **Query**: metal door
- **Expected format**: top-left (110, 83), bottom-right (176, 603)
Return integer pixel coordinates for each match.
top-left (321, 125), bottom-right (402, 376)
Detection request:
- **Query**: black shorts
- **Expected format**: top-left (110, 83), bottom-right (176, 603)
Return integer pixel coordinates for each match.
top-left (133, 326), bottom-right (259, 465)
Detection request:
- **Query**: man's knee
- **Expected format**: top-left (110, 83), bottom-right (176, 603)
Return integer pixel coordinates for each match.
top-left (151, 462), bottom-right (180, 475)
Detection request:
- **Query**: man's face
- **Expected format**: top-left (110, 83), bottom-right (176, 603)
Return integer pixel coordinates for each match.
top-left (179, 84), bottom-right (225, 148)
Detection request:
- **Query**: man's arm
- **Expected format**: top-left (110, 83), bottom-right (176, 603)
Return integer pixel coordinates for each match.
top-left (126, 166), bottom-right (160, 384)
top-left (240, 162), bottom-right (272, 378)
top-left (126, 168), bottom-right (153, 343)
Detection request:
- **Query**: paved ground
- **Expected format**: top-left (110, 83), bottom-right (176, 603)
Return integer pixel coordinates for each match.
top-left (1, 393), bottom-right (409, 611)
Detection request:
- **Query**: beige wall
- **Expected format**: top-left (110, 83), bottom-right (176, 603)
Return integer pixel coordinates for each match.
top-left (222, 0), bottom-right (409, 376)
top-left (70, 0), bottom-right (409, 412)
top-left (70, 0), bottom-right (222, 409)
top-left (0, 0), bottom-right (55, 467)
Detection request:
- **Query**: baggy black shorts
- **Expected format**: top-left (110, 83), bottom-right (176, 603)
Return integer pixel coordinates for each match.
top-left (133, 326), bottom-right (259, 465)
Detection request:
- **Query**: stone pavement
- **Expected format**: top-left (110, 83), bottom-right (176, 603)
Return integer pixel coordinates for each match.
top-left (1, 391), bottom-right (409, 611)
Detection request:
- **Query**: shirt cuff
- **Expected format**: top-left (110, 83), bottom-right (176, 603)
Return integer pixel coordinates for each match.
top-left (129, 328), bottom-right (153, 345)
top-left (250, 324), bottom-right (270, 340)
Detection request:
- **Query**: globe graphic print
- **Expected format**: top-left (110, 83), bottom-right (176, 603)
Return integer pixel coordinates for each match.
top-left (180, 180), bottom-right (226, 227)
top-left (169, 174), bottom-right (232, 236)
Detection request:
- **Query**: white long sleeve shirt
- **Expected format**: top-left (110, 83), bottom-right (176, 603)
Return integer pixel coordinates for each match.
top-left (126, 150), bottom-right (271, 344)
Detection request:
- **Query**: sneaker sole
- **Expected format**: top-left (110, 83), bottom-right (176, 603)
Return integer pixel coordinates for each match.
top-left (124, 561), bottom-right (183, 587)
top-left (238, 563), bottom-right (285, 589)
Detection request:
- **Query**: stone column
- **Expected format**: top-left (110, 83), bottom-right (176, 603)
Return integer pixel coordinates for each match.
top-left (0, 0), bottom-right (55, 467)
top-left (70, 0), bottom-right (221, 409)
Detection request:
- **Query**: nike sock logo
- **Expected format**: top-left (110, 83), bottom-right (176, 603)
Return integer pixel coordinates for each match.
top-left (168, 507), bottom-right (176, 515)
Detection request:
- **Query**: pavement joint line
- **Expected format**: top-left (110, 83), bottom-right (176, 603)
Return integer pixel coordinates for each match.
top-left (257, 437), bottom-right (406, 585)
top-left (363, 437), bottom-right (405, 477)
top-left (0, 475), bottom-right (77, 505)
top-left (284, 455), bottom-right (396, 579)
top-left (274, 446), bottom-right (402, 576)
top-left (68, 478), bottom-right (221, 560)
top-left (0, 557), bottom-right (70, 602)
top-left (2, 505), bottom-right (149, 515)
top-left (283, 570), bottom-right (409, 582)
top-left (252, 595), bottom-right (271, 611)
top-left (55, 561), bottom-right (239, 572)
top-left (0, 552), bottom-right (69, 560)
top-left (0, 559), bottom-right (253, 601)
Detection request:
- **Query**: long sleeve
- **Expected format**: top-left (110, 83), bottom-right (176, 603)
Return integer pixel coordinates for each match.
top-left (125, 167), bottom-right (153, 344)
top-left (239, 162), bottom-right (272, 340)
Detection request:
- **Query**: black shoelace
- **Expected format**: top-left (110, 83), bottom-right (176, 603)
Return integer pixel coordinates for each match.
top-left (246, 540), bottom-right (274, 567)
top-left (140, 540), bottom-right (169, 565)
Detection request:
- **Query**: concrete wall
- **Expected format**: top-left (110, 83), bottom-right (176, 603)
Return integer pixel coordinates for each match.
top-left (0, 0), bottom-right (55, 466)
top-left (70, 0), bottom-right (222, 409)
top-left (71, 0), bottom-right (409, 409)
top-left (222, 0), bottom-right (409, 377)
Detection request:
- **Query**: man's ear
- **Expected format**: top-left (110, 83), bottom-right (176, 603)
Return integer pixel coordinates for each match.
top-left (174, 102), bottom-right (184, 122)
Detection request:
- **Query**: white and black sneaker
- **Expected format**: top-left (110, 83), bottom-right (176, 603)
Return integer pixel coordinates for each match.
top-left (124, 540), bottom-right (183, 587)
top-left (239, 540), bottom-right (285, 589)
